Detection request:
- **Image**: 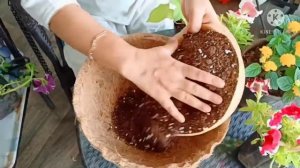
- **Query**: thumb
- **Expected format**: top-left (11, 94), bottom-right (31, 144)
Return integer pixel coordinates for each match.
top-left (163, 38), bottom-right (179, 55)
top-left (187, 10), bottom-right (204, 33)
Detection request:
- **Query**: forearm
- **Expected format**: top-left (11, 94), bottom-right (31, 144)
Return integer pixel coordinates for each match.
top-left (49, 4), bottom-right (136, 72)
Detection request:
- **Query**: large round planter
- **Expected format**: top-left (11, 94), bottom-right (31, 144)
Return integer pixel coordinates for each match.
top-left (73, 24), bottom-right (244, 167)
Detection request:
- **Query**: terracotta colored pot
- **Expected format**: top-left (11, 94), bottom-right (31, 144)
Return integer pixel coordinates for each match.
top-left (73, 24), bottom-right (244, 167)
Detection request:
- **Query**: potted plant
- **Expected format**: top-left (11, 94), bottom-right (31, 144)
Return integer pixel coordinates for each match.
top-left (238, 78), bottom-right (300, 168)
top-left (243, 17), bottom-right (300, 104)
top-left (0, 50), bottom-right (55, 119)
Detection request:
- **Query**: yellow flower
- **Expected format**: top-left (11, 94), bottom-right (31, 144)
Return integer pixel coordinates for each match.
top-left (280, 54), bottom-right (296, 67)
top-left (293, 86), bottom-right (300, 97)
top-left (259, 56), bottom-right (268, 63)
top-left (260, 46), bottom-right (273, 59)
top-left (263, 61), bottom-right (277, 72)
top-left (295, 42), bottom-right (300, 57)
top-left (287, 21), bottom-right (300, 34)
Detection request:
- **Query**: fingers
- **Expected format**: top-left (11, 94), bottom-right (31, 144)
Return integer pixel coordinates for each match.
top-left (155, 88), bottom-right (185, 123)
top-left (180, 80), bottom-right (223, 104)
top-left (181, 63), bottom-right (225, 88)
top-left (172, 90), bottom-right (211, 113)
top-left (160, 38), bottom-right (179, 55)
top-left (187, 7), bottom-right (204, 33)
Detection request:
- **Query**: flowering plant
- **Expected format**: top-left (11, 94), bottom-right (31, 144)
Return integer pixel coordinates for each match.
top-left (221, 0), bottom-right (262, 48)
top-left (0, 56), bottom-right (55, 96)
top-left (241, 78), bottom-right (300, 167)
top-left (245, 19), bottom-right (300, 103)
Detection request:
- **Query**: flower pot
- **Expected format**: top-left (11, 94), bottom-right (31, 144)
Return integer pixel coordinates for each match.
top-left (0, 91), bottom-right (20, 120)
top-left (73, 24), bottom-right (244, 167)
top-left (238, 132), bottom-right (281, 168)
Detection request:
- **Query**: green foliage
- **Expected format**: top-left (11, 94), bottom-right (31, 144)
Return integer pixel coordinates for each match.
top-left (277, 76), bottom-right (294, 91)
top-left (0, 57), bottom-right (35, 96)
top-left (220, 13), bottom-right (253, 48)
top-left (282, 90), bottom-right (295, 104)
top-left (147, 0), bottom-right (186, 23)
top-left (245, 63), bottom-right (261, 77)
top-left (265, 72), bottom-right (279, 90)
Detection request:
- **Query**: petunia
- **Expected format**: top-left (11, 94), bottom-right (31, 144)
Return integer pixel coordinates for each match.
top-left (281, 104), bottom-right (300, 120)
top-left (263, 61), bottom-right (277, 72)
top-left (260, 46), bottom-right (273, 59)
top-left (267, 111), bottom-right (284, 129)
top-left (246, 78), bottom-right (271, 94)
top-left (259, 129), bottom-right (282, 156)
top-left (229, 0), bottom-right (262, 24)
top-left (33, 73), bottom-right (56, 94)
top-left (295, 42), bottom-right (300, 57)
top-left (287, 21), bottom-right (300, 34)
top-left (280, 54), bottom-right (296, 67)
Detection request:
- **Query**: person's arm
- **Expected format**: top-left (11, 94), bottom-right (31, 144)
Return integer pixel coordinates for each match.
top-left (22, 1), bottom-right (225, 123)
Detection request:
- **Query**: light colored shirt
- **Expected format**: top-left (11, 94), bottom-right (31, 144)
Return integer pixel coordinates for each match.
top-left (21, 0), bottom-right (151, 29)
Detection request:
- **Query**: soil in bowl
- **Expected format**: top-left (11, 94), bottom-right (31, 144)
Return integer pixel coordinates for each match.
top-left (113, 29), bottom-right (239, 152)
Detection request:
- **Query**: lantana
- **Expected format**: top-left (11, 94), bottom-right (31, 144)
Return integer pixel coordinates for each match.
top-left (295, 41), bottom-right (300, 57)
top-left (293, 86), bottom-right (300, 97)
top-left (259, 129), bottom-right (281, 156)
top-left (263, 61), bottom-right (277, 71)
top-left (287, 21), bottom-right (300, 34)
top-left (280, 53), bottom-right (296, 67)
top-left (33, 73), bottom-right (56, 95)
top-left (260, 46), bottom-right (273, 58)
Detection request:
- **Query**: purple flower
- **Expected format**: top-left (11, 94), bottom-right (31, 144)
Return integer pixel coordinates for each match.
top-left (33, 74), bottom-right (56, 94)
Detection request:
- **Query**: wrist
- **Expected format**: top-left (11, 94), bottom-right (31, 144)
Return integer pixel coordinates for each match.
top-left (92, 32), bottom-right (137, 74)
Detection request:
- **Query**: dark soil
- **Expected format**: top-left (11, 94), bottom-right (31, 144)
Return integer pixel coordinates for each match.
top-left (113, 29), bottom-right (239, 152)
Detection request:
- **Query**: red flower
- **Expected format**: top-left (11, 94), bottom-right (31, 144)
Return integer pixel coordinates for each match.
top-left (259, 129), bottom-right (281, 156)
top-left (297, 138), bottom-right (300, 145)
top-left (281, 104), bottom-right (300, 120)
top-left (267, 112), bottom-right (284, 129)
top-left (246, 78), bottom-right (270, 94)
top-left (219, 0), bottom-right (231, 4)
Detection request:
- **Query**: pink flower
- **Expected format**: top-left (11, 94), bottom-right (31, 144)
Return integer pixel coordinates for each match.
top-left (33, 73), bottom-right (56, 94)
top-left (297, 137), bottom-right (300, 145)
top-left (259, 129), bottom-right (282, 156)
top-left (246, 78), bottom-right (270, 94)
top-left (281, 104), bottom-right (300, 120)
top-left (267, 112), bottom-right (284, 129)
top-left (229, 0), bottom-right (262, 23)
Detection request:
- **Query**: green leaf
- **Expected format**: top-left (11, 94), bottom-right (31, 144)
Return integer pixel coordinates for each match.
top-left (273, 29), bottom-right (281, 36)
top-left (265, 72), bottom-right (279, 90)
top-left (147, 4), bottom-right (174, 23)
top-left (171, 0), bottom-right (185, 22)
top-left (277, 76), bottom-right (294, 91)
top-left (294, 68), bottom-right (300, 81)
top-left (245, 63), bottom-right (262, 77)
top-left (282, 90), bottom-right (295, 104)
top-left (250, 138), bottom-right (260, 145)
top-left (275, 45), bottom-right (287, 55)
top-left (269, 56), bottom-right (281, 66)
top-left (285, 67), bottom-right (296, 79)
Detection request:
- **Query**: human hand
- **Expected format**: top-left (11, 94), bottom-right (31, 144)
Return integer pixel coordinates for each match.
top-left (181, 0), bottom-right (221, 33)
top-left (120, 39), bottom-right (225, 123)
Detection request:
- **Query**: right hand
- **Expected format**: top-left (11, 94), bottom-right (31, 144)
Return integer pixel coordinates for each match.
top-left (120, 39), bottom-right (225, 123)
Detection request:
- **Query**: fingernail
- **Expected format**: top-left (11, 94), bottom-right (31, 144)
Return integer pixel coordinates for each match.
top-left (220, 80), bottom-right (226, 88)
top-left (204, 106), bottom-right (211, 113)
top-left (215, 97), bottom-right (223, 104)
top-left (178, 115), bottom-right (185, 123)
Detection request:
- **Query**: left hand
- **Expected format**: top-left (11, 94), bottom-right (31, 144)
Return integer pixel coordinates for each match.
top-left (181, 0), bottom-right (221, 33)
